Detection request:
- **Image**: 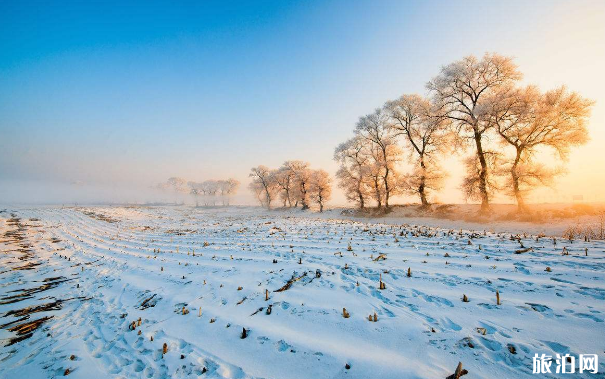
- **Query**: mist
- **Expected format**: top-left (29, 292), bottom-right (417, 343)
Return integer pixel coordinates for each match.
top-left (0, 178), bottom-right (255, 206)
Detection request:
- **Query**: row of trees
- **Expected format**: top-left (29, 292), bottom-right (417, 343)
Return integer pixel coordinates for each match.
top-left (335, 53), bottom-right (593, 212)
top-left (157, 177), bottom-right (240, 206)
top-left (249, 161), bottom-right (332, 211)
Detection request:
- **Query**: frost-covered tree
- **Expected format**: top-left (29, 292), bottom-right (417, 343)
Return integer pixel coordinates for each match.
top-left (334, 137), bottom-right (372, 209)
top-left (160, 177), bottom-right (189, 193)
top-left (217, 180), bottom-right (229, 196)
top-left (308, 169), bottom-right (332, 212)
top-left (217, 178), bottom-right (240, 205)
top-left (226, 178), bottom-right (240, 195)
top-left (203, 180), bottom-right (220, 196)
top-left (156, 177), bottom-right (189, 204)
top-left (355, 108), bottom-right (403, 208)
top-left (274, 164), bottom-right (298, 207)
top-left (198, 180), bottom-right (220, 205)
top-left (188, 178), bottom-right (239, 206)
top-left (187, 181), bottom-right (203, 206)
top-left (487, 85), bottom-right (593, 210)
top-left (282, 161), bottom-right (311, 210)
top-left (427, 53), bottom-right (522, 212)
top-left (385, 95), bottom-right (449, 205)
top-left (249, 166), bottom-right (278, 209)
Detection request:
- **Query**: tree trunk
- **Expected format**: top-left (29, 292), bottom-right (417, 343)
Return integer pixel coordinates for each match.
top-left (419, 185), bottom-right (428, 206)
top-left (382, 146), bottom-right (391, 208)
top-left (300, 182), bottom-right (309, 210)
top-left (373, 178), bottom-right (382, 208)
top-left (419, 158), bottom-right (428, 206)
top-left (356, 177), bottom-right (365, 209)
top-left (384, 181), bottom-right (390, 208)
top-left (474, 131), bottom-right (490, 212)
top-left (511, 147), bottom-right (526, 212)
top-left (264, 188), bottom-right (271, 210)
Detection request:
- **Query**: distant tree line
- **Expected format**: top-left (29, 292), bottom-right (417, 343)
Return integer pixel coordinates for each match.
top-left (335, 53), bottom-right (593, 213)
top-left (248, 161), bottom-right (332, 212)
top-left (157, 177), bottom-right (240, 206)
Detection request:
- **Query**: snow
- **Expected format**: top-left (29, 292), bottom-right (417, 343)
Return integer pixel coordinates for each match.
top-left (1, 205), bottom-right (604, 378)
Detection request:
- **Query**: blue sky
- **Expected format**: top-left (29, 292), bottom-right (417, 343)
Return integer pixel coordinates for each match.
top-left (1, 0), bottom-right (604, 204)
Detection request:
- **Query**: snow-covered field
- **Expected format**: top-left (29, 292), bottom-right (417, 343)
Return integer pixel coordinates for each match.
top-left (1, 206), bottom-right (604, 379)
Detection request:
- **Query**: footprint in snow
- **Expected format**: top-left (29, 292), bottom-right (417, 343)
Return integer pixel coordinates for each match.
top-left (257, 336), bottom-right (269, 344)
top-left (478, 336), bottom-right (502, 351)
top-left (573, 312), bottom-right (603, 322)
top-left (440, 317), bottom-right (462, 331)
top-left (276, 340), bottom-right (295, 353)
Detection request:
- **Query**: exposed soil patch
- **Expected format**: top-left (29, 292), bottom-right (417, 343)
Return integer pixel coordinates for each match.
top-left (5, 316), bottom-right (53, 346)
top-left (0, 213), bottom-right (74, 347)
top-left (79, 209), bottom-right (118, 223)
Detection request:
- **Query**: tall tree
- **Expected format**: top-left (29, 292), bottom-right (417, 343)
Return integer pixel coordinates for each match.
top-left (187, 181), bottom-right (203, 206)
top-left (202, 180), bottom-right (220, 205)
top-left (218, 178), bottom-right (240, 205)
top-left (385, 95), bottom-right (449, 205)
top-left (225, 178), bottom-right (240, 195)
top-left (334, 137), bottom-right (371, 209)
top-left (274, 164), bottom-right (297, 207)
top-left (160, 177), bottom-right (189, 193)
top-left (355, 108), bottom-right (402, 208)
top-left (488, 85), bottom-right (593, 210)
top-left (308, 169), bottom-right (332, 212)
top-left (427, 53), bottom-right (522, 212)
top-left (282, 160), bottom-right (311, 210)
top-left (157, 177), bottom-right (189, 204)
top-left (249, 166), bottom-right (277, 209)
